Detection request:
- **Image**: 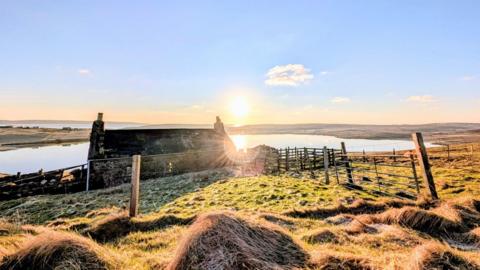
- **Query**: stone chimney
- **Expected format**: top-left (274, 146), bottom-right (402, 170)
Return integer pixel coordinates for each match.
top-left (214, 116), bottom-right (226, 134)
top-left (88, 112), bottom-right (105, 160)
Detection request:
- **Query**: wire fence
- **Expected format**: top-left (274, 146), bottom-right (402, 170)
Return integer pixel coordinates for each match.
top-left (267, 146), bottom-right (422, 200)
top-left (334, 153), bottom-right (421, 200)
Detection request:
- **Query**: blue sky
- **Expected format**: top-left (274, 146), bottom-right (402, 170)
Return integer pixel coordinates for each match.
top-left (1, 0), bottom-right (479, 124)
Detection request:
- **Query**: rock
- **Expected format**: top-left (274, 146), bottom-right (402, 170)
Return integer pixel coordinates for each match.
top-left (41, 180), bottom-right (48, 185)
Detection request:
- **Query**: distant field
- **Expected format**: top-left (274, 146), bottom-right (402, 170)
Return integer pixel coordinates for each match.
top-left (0, 127), bottom-right (90, 151)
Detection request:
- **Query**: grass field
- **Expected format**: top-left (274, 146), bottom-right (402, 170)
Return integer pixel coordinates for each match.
top-left (0, 143), bottom-right (479, 269)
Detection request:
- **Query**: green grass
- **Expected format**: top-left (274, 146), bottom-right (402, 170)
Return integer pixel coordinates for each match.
top-left (1, 143), bottom-right (480, 269)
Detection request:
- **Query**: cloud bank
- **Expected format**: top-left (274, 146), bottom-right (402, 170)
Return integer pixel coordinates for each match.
top-left (330, 97), bottom-right (351, 104)
top-left (265, 64), bottom-right (314, 86)
top-left (78, 68), bottom-right (91, 76)
top-left (407, 95), bottom-right (436, 103)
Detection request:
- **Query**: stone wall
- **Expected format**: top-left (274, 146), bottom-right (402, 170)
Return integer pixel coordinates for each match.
top-left (0, 166), bottom-right (87, 200)
top-left (88, 158), bottom-right (132, 189)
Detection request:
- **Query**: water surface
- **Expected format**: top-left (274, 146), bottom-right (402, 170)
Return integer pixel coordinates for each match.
top-left (0, 134), bottom-right (435, 175)
top-left (230, 134), bottom-right (434, 152)
top-left (0, 143), bottom-right (89, 174)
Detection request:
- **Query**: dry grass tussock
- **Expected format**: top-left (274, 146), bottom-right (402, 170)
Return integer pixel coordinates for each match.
top-left (284, 198), bottom-right (416, 219)
top-left (431, 197), bottom-right (480, 229)
top-left (302, 228), bottom-right (340, 244)
top-left (167, 211), bottom-right (309, 270)
top-left (0, 220), bottom-right (20, 236)
top-left (0, 230), bottom-right (117, 270)
top-left (259, 213), bottom-right (297, 229)
top-left (352, 197), bottom-right (480, 249)
top-left (309, 252), bottom-right (374, 270)
top-left (85, 212), bottom-right (194, 242)
top-left (408, 242), bottom-right (480, 270)
top-left (343, 219), bottom-right (378, 235)
top-left (357, 206), bottom-right (467, 237)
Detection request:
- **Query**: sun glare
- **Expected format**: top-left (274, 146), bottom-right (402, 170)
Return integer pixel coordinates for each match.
top-left (230, 97), bottom-right (250, 118)
top-left (231, 135), bottom-right (247, 151)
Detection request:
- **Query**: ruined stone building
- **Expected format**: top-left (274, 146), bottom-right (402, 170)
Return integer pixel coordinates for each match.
top-left (87, 113), bottom-right (235, 188)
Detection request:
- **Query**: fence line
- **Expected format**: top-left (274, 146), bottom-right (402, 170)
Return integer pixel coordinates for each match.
top-left (265, 132), bottom-right (441, 201)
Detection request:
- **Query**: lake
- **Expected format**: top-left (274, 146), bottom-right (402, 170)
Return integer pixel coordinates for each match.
top-left (0, 134), bottom-right (435, 175)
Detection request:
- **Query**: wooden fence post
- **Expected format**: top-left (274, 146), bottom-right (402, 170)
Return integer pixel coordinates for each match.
top-left (285, 147), bottom-right (290, 171)
top-left (409, 153), bottom-right (420, 194)
top-left (294, 147), bottom-right (298, 170)
top-left (447, 145), bottom-right (450, 160)
top-left (412, 133), bottom-right (438, 200)
top-left (393, 148), bottom-right (396, 162)
top-left (373, 157), bottom-right (381, 193)
top-left (130, 155), bottom-right (141, 217)
top-left (323, 146), bottom-right (330, 184)
top-left (332, 151), bottom-right (340, 184)
top-left (277, 149), bottom-right (281, 173)
top-left (341, 142), bottom-right (353, 183)
top-left (303, 147), bottom-right (308, 170)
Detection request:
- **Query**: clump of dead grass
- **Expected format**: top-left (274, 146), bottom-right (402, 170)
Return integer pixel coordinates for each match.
top-left (302, 228), bottom-right (340, 244)
top-left (284, 198), bottom-right (415, 219)
top-left (351, 224), bottom-right (422, 250)
top-left (343, 220), bottom-right (378, 235)
top-left (259, 213), bottom-right (296, 229)
top-left (167, 211), bottom-right (309, 270)
top-left (357, 206), bottom-right (467, 237)
top-left (85, 212), bottom-right (194, 242)
top-left (0, 230), bottom-right (117, 270)
top-left (408, 242), bottom-right (480, 270)
top-left (309, 253), bottom-right (374, 270)
top-left (0, 220), bottom-right (20, 236)
top-left (431, 197), bottom-right (480, 229)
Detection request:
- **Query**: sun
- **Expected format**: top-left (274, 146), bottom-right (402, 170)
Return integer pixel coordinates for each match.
top-left (230, 96), bottom-right (250, 118)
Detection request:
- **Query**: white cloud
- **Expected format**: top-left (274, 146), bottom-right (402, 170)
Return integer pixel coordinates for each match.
top-left (407, 95), bottom-right (436, 103)
top-left (461, 75), bottom-right (476, 81)
top-left (78, 68), bottom-right (91, 75)
top-left (265, 64), bottom-right (314, 87)
top-left (319, 71), bottom-right (331, 76)
top-left (191, 104), bottom-right (203, 110)
top-left (330, 97), bottom-right (351, 104)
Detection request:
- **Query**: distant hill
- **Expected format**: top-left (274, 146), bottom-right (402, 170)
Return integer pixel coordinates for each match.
top-left (0, 120), bottom-right (144, 129)
top-left (226, 122), bottom-right (480, 142)
top-left (2, 120), bottom-right (479, 143)
top-left (132, 124), bottom-right (213, 129)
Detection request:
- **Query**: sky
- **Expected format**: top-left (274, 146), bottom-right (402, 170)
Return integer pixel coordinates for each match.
top-left (0, 0), bottom-right (479, 125)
